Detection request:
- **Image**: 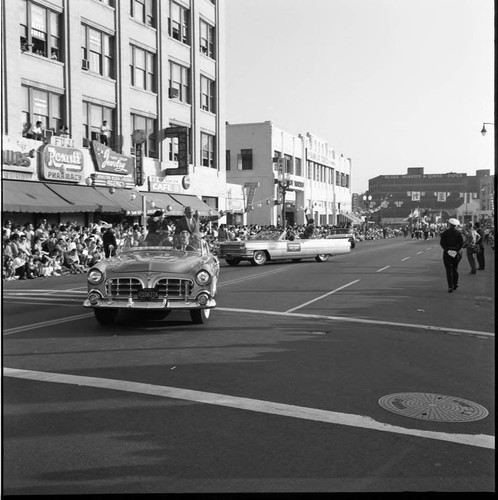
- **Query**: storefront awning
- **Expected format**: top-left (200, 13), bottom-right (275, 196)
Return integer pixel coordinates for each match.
top-left (45, 183), bottom-right (123, 213)
top-left (337, 213), bottom-right (363, 224)
top-left (2, 180), bottom-right (77, 213)
top-left (170, 193), bottom-right (219, 217)
top-left (94, 186), bottom-right (145, 214)
top-left (144, 192), bottom-right (184, 216)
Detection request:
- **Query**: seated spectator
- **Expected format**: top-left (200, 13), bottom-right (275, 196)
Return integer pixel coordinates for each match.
top-left (64, 248), bottom-right (85, 273)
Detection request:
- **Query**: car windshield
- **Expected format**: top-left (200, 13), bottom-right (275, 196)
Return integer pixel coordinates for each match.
top-left (121, 234), bottom-right (206, 254)
top-left (250, 230), bottom-right (284, 241)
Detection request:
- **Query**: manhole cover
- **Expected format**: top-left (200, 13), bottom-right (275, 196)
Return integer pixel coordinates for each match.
top-left (378, 393), bottom-right (489, 422)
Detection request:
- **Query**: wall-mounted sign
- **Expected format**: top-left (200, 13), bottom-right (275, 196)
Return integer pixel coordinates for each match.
top-left (90, 140), bottom-right (134, 176)
top-left (1, 136), bottom-right (39, 173)
top-left (149, 175), bottom-right (184, 193)
top-left (92, 173), bottom-right (135, 189)
top-left (306, 150), bottom-right (334, 167)
top-left (40, 144), bottom-right (84, 182)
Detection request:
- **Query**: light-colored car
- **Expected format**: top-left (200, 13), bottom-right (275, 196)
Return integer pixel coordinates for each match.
top-left (326, 228), bottom-right (357, 248)
top-left (83, 235), bottom-right (219, 325)
top-left (219, 229), bottom-right (351, 266)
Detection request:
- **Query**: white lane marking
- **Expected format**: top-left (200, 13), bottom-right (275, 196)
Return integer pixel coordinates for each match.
top-left (376, 266), bottom-right (390, 272)
top-left (401, 257), bottom-right (410, 261)
top-left (416, 251), bottom-right (424, 255)
top-left (286, 280), bottom-right (360, 313)
top-left (3, 367), bottom-right (493, 450)
top-left (216, 308), bottom-right (495, 337)
top-left (3, 313), bottom-right (94, 336)
top-left (219, 264), bottom-right (305, 287)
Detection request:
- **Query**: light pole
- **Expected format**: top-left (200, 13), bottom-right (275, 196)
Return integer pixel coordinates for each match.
top-left (277, 169), bottom-right (291, 228)
top-left (481, 122), bottom-right (494, 136)
top-left (363, 193), bottom-right (372, 238)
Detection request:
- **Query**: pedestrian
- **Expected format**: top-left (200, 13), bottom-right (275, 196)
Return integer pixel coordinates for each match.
top-left (462, 221), bottom-right (480, 275)
top-left (473, 221), bottom-right (485, 271)
top-left (100, 120), bottom-right (110, 145)
top-left (102, 224), bottom-right (117, 258)
top-left (440, 218), bottom-right (464, 293)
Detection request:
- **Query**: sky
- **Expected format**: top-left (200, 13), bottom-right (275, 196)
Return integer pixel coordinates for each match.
top-left (224, 0), bottom-right (495, 193)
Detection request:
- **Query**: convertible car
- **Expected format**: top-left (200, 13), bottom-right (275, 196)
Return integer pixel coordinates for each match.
top-left (83, 235), bottom-right (219, 325)
top-left (326, 227), bottom-right (357, 248)
top-left (219, 229), bottom-right (351, 266)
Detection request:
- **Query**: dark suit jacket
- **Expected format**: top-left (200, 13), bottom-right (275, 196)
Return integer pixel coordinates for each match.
top-left (174, 215), bottom-right (200, 235)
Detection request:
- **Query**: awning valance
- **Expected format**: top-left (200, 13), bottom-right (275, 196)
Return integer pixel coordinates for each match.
top-left (45, 184), bottom-right (123, 212)
top-left (144, 192), bottom-right (184, 216)
top-left (338, 213), bottom-right (363, 224)
top-left (169, 193), bottom-right (219, 217)
top-left (2, 180), bottom-right (77, 213)
top-left (94, 186), bottom-right (145, 214)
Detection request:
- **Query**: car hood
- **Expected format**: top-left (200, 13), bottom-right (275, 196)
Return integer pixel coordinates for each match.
top-left (102, 251), bottom-right (202, 274)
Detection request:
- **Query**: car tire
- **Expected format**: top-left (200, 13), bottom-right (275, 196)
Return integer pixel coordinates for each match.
top-left (225, 257), bottom-right (241, 266)
top-left (251, 250), bottom-right (267, 266)
top-left (190, 308), bottom-right (211, 324)
top-left (315, 254), bottom-right (329, 262)
top-left (94, 308), bottom-right (118, 325)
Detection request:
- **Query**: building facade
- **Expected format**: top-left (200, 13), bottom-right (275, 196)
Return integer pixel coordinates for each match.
top-left (2, 0), bottom-right (235, 226)
top-left (226, 121), bottom-right (355, 227)
top-left (364, 167), bottom-right (493, 224)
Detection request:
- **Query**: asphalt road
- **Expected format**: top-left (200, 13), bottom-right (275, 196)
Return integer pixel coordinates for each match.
top-left (2, 236), bottom-right (495, 494)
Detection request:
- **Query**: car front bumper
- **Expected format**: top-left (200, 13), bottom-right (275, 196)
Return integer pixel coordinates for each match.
top-left (83, 297), bottom-right (216, 310)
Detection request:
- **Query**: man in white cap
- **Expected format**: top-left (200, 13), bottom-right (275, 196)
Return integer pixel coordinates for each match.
top-left (439, 218), bottom-right (464, 293)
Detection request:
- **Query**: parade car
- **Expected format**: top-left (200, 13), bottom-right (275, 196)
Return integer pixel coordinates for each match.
top-left (83, 235), bottom-right (219, 325)
top-left (219, 229), bottom-right (351, 266)
top-left (326, 227), bottom-right (357, 248)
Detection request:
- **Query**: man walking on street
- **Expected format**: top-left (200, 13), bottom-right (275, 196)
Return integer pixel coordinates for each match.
top-left (440, 218), bottom-right (464, 293)
top-left (462, 221), bottom-right (480, 274)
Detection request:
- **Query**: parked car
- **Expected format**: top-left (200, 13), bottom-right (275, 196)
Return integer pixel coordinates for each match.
top-left (326, 227), bottom-right (358, 248)
top-left (83, 235), bottom-right (219, 325)
top-left (219, 228), bottom-right (351, 266)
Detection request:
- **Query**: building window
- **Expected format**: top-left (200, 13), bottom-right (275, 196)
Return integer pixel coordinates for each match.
top-left (20, 1), bottom-right (62, 61)
top-left (83, 102), bottom-right (114, 148)
top-left (81, 25), bottom-right (114, 78)
top-left (168, 1), bottom-right (189, 45)
top-left (200, 19), bottom-right (215, 59)
top-left (284, 154), bottom-right (293, 175)
top-left (130, 0), bottom-right (155, 27)
top-left (225, 150), bottom-right (231, 171)
top-left (168, 125), bottom-right (191, 162)
top-left (201, 133), bottom-right (216, 168)
top-left (95, 0), bottom-right (114, 5)
top-left (130, 114), bottom-right (157, 158)
top-left (169, 61), bottom-right (190, 103)
top-left (295, 157), bottom-right (302, 177)
top-left (241, 149), bottom-right (253, 170)
top-left (336, 171), bottom-right (340, 186)
top-left (200, 75), bottom-right (215, 113)
top-left (21, 86), bottom-right (63, 137)
top-left (130, 46), bottom-right (156, 92)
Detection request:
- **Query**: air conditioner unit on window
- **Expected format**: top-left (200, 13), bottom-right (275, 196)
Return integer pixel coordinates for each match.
top-left (169, 87), bottom-right (179, 98)
top-left (82, 59), bottom-right (90, 70)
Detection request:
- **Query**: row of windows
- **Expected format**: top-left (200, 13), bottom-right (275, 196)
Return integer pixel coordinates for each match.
top-left (21, 85), bottom-right (217, 167)
top-left (20, 0), bottom-right (216, 62)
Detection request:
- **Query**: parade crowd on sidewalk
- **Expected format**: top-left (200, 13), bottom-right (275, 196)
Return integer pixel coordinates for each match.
top-left (2, 214), bottom-right (494, 281)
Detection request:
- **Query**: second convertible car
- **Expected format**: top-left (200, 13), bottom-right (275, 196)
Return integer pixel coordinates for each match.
top-left (83, 234), bottom-right (219, 325)
top-left (219, 228), bottom-right (351, 266)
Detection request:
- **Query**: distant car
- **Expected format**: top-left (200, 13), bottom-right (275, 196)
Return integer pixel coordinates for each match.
top-left (326, 227), bottom-right (357, 248)
top-left (219, 229), bottom-right (351, 266)
top-left (83, 235), bottom-right (219, 325)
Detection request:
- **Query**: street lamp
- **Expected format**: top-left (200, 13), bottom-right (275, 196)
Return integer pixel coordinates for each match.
top-left (277, 169), bottom-right (291, 228)
top-left (363, 193), bottom-right (372, 238)
top-left (481, 122), bottom-right (494, 136)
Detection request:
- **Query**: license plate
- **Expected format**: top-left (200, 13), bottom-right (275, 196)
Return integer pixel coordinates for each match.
top-left (137, 288), bottom-right (159, 300)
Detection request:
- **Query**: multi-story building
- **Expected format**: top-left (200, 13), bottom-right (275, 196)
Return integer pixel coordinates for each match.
top-left (364, 167), bottom-right (493, 224)
top-left (2, 0), bottom-right (235, 227)
top-left (225, 121), bottom-right (356, 227)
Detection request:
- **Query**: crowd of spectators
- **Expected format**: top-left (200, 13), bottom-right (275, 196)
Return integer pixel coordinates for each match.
top-left (2, 217), bottom-right (494, 281)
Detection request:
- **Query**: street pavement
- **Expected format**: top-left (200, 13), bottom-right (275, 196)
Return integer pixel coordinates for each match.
top-left (2, 237), bottom-right (495, 493)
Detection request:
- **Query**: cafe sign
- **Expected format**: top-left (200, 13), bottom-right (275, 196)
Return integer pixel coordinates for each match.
top-left (40, 144), bottom-right (84, 182)
top-left (2, 135), bottom-right (39, 174)
top-left (90, 140), bottom-right (134, 176)
top-left (149, 175), bottom-right (184, 193)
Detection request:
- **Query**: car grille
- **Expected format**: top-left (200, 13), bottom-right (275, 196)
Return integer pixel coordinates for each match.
top-left (106, 278), bottom-right (193, 299)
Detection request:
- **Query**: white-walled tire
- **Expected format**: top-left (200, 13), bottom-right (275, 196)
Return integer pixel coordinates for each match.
top-left (251, 250), bottom-right (267, 266)
top-left (315, 254), bottom-right (329, 262)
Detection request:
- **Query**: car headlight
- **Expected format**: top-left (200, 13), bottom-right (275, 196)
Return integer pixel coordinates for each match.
top-left (195, 270), bottom-right (211, 286)
top-left (88, 269), bottom-right (104, 284)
